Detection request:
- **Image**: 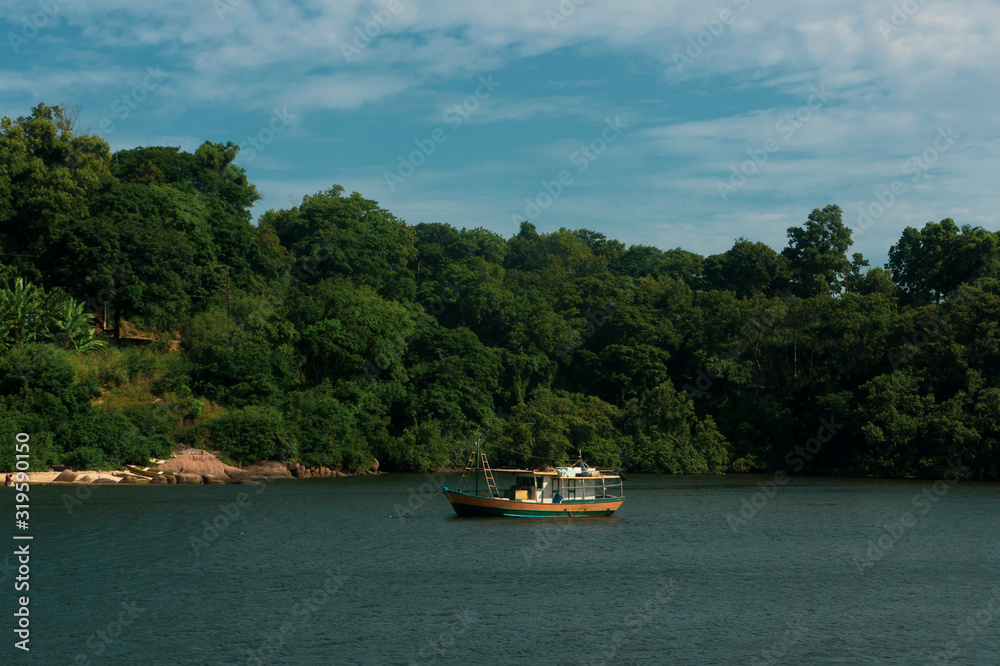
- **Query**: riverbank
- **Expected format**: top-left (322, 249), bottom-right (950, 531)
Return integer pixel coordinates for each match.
top-left (8, 452), bottom-right (384, 486)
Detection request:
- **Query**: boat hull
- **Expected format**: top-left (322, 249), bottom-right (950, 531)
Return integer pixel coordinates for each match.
top-left (444, 489), bottom-right (623, 518)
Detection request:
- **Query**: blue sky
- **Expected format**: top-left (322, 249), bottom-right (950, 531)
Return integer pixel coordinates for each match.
top-left (2, 0), bottom-right (997, 266)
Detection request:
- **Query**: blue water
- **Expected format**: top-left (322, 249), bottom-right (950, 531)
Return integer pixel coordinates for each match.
top-left (3, 474), bottom-right (1000, 664)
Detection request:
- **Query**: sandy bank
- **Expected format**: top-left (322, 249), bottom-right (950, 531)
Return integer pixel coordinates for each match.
top-left (7, 451), bottom-right (381, 485)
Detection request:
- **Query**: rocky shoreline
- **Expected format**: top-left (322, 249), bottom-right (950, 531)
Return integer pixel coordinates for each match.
top-left (15, 452), bottom-right (384, 486)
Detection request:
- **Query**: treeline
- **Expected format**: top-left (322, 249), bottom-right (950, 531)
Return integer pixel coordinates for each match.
top-left (2, 104), bottom-right (999, 479)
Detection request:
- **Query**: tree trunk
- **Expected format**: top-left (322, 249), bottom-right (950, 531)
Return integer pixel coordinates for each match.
top-left (113, 300), bottom-right (121, 347)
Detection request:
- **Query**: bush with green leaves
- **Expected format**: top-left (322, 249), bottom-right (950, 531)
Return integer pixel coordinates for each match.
top-left (279, 384), bottom-right (372, 471)
top-left (205, 404), bottom-right (296, 466)
top-left (55, 410), bottom-right (164, 469)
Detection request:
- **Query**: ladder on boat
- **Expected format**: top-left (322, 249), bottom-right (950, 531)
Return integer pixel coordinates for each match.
top-left (479, 450), bottom-right (498, 497)
top-left (458, 433), bottom-right (499, 497)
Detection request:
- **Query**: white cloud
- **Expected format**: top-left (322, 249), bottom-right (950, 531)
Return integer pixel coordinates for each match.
top-left (3, 0), bottom-right (998, 263)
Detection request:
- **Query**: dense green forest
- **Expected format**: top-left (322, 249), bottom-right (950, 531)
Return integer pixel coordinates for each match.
top-left (2, 104), bottom-right (999, 479)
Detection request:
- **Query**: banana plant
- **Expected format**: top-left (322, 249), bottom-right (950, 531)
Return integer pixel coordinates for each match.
top-left (0, 278), bottom-right (44, 348)
top-left (0, 277), bottom-right (105, 352)
top-left (47, 297), bottom-right (106, 352)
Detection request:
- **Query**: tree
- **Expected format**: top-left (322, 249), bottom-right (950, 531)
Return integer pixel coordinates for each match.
top-left (705, 238), bottom-right (789, 298)
top-left (782, 205), bottom-right (853, 297)
top-left (0, 104), bottom-right (113, 282)
top-left (619, 381), bottom-right (730, 473)
top-left (887, 219), bottom-right (998, 304)
top-left (488, 389), bottom-right (623, 469)
top-left (111, 142), bottom-right (262, 288)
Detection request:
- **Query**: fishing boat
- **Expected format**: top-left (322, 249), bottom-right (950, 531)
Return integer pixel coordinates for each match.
top-left (443, 440), bottom-right (624, 518)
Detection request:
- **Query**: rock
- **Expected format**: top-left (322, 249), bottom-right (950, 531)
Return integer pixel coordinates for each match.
top-left (176, 473), bottom-right (203, 485)
top-left (370, 458), bottom-right (380, 473)
top-left (334, 470), bottom-right (348, 477)
top-left (77, 475), bottom-right (93, 483)
top-left (320, 467), bottom-right (331, 477)
top-left (149, 475), bottom-right (168, 484)
top-left (150, 453), bottom-right (245, 479)
top-left (202, 475), bottom-right (226, 485)
top-left (54, 470), bottom-right (78, 483)
top-left (166, 474), bottom-right (177, 484)
top-left (243, 461), bottom-right (293, 479)
top-left (92, 477), bottom-right (119, 484)
top-left (303, 468), bottom-right (313, 479)
top-left (233, 479), bottom-right (262, 485)
top-left (121, 475), bottom-right (140, 484)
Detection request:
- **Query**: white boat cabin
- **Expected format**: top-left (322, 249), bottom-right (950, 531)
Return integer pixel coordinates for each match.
top-left (490, 465), bottom-right (623, 503)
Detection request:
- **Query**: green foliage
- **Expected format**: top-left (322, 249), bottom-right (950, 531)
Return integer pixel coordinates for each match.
top-left (0, 410), bottom-right (57, 470)
top-left (705, 238), bottom-right (789, 298)
top-left (183, 302), bottom-right (298, 406)
top-left (205, 405), bottom-right (295, 466)
top-left (4, 104), bottom-right (1000, 479)
top-left (888, 219), bottom-right (998, 304)
top-left (620, 381), bottom-right (731, 473)
top-left (279, 384), bottom-right (370, 471)
top-left (782, 205), bottom-right (853, 297)
top-left (0, 278), bottom-right (104, 352)
top-left (56, 410), bottom-right (166, 469)
top-left (488, 389), bottom-right (624, 469)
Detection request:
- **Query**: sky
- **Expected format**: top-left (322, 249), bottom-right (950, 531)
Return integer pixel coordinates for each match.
top-left (2, 0), bottom-right (998, 266)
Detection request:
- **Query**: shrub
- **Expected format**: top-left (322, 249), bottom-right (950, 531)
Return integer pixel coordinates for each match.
top-left (206, 405), bottom-right (296, 466)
